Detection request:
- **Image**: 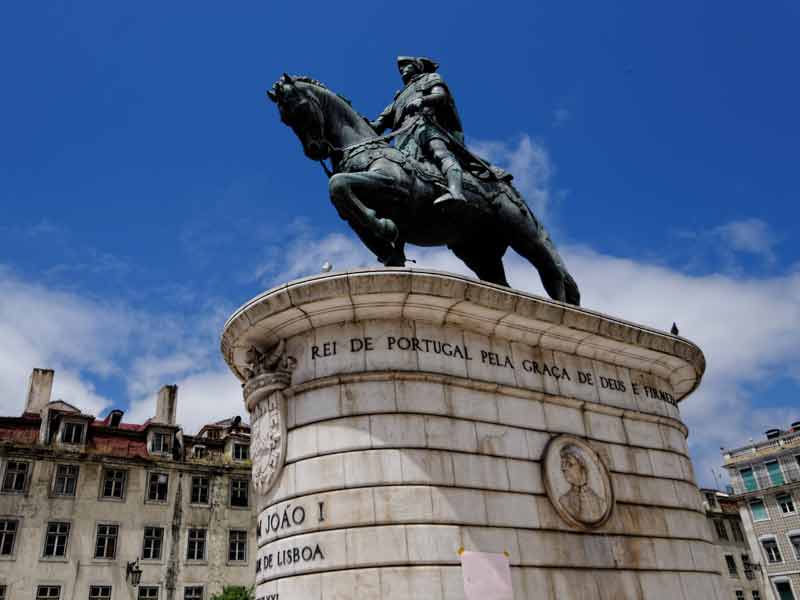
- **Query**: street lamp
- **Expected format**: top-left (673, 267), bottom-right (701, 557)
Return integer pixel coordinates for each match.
top-left (126, 559), bottom-right (143, 587)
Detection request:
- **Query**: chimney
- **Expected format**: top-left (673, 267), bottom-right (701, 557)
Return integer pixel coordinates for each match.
top-left (25, 368), bottom-right (54, 414)
top-left (155, 385), bottom-right (178, 425)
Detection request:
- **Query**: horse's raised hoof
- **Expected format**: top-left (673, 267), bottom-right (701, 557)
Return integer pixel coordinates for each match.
top-left (378, 218), bottom-right (399, 243)
top-left (379, 245), bottom-right (406, 267)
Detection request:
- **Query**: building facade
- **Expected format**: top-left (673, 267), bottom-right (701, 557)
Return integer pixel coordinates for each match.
top-left (723, 422), bottom-right (800, 600)
top-left (702, 488), bottom-right (766, 600)
top-left (0, 369), bottom-right (256, 600)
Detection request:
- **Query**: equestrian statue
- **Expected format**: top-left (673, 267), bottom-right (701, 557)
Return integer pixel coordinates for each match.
top-left (267, 57), bottom-right (580, 305)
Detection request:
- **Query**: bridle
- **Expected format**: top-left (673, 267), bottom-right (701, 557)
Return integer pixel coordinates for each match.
top-left (282, 91), bottom-right (419, 179)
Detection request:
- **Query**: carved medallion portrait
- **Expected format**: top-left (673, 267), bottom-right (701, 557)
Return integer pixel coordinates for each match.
top-left (543, 435), bottom-right (614, 529)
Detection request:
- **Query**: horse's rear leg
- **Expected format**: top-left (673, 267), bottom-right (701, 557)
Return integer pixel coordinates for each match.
top-left (450, 244), bottom-right (510, 287)
top-left (497, 194), bottom-right (580, 305)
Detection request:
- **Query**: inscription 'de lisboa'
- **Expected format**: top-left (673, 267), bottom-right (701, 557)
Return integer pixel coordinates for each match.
top-left (256, 501), bottom-right (327, 589)
top-left (311, 335), bottom-right (677, 405)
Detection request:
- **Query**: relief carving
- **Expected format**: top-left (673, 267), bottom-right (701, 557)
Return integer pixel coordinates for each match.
top-left (243, 340), bottom-right (296, 497)
top-left (543, 434), bottom-right (614, 529)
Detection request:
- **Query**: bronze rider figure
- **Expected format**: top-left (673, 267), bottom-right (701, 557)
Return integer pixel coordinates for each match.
top-left (370, 56), bottom-right (467, 209)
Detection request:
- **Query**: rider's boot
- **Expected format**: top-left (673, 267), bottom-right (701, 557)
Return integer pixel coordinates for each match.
top-left (433, 163), bottom-right (467, 208)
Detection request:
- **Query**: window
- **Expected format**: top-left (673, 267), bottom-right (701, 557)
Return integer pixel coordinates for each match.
top-left (742, 553), bottom-right (754, 579)
top-left (0, 519), bottom-right (18, 555)
top-left (230, 479), bottom-right (249, 508)
top-left (740, 467), bottom-right (758, 492)
top-left (761, 538), bottom-right (782, 563)
top-left (766, 460), bottom-right (785, 486)
top-left (43, 521), bottom-right (70, 558)
top-left (752, 591), bottom-right (761, 600)
top-left (228, 530), bottom-right (247, 562)
top-left (89, 586), bottom-right (112, 600)
top-left (138, 587), bottom-right (159, 600)
top-left (2, 461), bottom-right (29, 493)
top-left (777, 493), bottom-right (796, 514)
top-left (731, 519), bottom-right (745, 542)
top-left (704, 491), bottom-right (718, 508)
top-left (193, 446), bottom-right (207, 459)
top-left (147, 473), bottom-right (169, 502)
top-left (36, 586), bottom-right (61, 600)
top-left (714, 519), bottom-right (729, 541)
top-left (735, 592), bottom-right (745, 600)
top-left (233, 444), bottom-right (249, 461)
top-left (775, 581), bottom-right (795, 600)
top-left (0, 584), bottom-right (5, 600)
top-left (53, 464), bottom-right (79, 496)
top-left (789, 533), bottom-right (800, 560)
top-left (186, 528), bottom-right (206, 561)
top-left (206, 429), bottom-right (220, 440)
top-left (750, 499), bottom-right (768, 521)
top-left (184, 587), bottom-right (203, 600)
top-left (151, 432), bottom-right (172, 454)
top-left (101, 469), bottom-right (126, 499)
top-left (725, 554), bottom-right (738, 577)
top-left (61, 422), bottom-right (84, 444)
top-left (143, 526), bottom-right (164, 560)
top-left (190, 477), bottom-right (209, 505)
top-left (94, 524), bottom-right (119, 559)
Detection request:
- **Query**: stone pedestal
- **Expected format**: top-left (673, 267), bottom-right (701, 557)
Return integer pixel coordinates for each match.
top-left (221, 269), bottom-right (724, 600)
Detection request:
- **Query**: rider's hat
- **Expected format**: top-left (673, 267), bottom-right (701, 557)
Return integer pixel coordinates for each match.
top-left (397, 56), bottom-right (439, 74)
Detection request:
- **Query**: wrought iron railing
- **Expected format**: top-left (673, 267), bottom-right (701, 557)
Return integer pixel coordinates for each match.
top-left (729, 463), bottom-right (800, 495)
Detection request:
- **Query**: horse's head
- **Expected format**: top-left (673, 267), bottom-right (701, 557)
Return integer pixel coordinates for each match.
top-left (268, 74), bottom-right (329, 161)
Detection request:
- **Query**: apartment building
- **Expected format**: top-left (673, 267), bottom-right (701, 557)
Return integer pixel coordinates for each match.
top-left (723, 421), bottom-right (800, 600)
top-left (702, 488), bottom-right (766, 600)
top-left (0, 369), bottom-right (255, 600)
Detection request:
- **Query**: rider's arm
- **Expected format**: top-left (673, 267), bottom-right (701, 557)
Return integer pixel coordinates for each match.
top-left (417, 84), bottom-right (450, 110)
top-left (370, 103), bottom-right (394, 133)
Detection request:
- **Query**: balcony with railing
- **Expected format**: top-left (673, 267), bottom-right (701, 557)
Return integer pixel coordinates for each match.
top-left (729, 461), bottom-right (800, 495)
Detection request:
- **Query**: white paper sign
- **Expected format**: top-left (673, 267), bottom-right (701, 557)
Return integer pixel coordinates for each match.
top-left (460, 551), bottom-right (513, 600)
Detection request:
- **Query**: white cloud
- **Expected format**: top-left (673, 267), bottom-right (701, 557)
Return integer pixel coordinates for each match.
top-left (470, 135), bottom-right (554, 222)
top-left (0, 266), bottom-right (241, 433)
top-left (0, 267), bottom-right (134, 417)
top-left (713, 218), bottom-right (777, 264)
top-left (126, 367), bottom-right (243, 435)
top-left (254, 224), bottom-right (376, 286)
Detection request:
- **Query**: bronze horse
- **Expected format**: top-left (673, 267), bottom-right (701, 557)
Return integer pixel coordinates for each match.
top-left (268, 74), bottom-right (580, 305)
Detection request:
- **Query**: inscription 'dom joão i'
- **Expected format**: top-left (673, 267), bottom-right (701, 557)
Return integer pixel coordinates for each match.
top-left (311, 335), bottom-right (677, 405)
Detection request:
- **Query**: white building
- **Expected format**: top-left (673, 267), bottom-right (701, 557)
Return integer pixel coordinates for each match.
top-left (0, 369), bottom-right (256, 600)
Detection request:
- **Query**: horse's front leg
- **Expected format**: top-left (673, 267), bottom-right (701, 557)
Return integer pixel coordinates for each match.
top-left (329, 172), bottom-right (401, 241)
top-left (328, 169), bottom-right (409, 264)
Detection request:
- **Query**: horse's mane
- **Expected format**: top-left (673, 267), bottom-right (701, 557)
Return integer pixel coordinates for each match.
top-left (290, 75), bottom-right (353, 107)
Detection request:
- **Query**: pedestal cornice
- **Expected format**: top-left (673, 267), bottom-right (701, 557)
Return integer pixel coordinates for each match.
top-left (221, 268), bottom-right (704, 401)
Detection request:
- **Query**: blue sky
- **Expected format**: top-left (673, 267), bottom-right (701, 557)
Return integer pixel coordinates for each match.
top-left (1, 1), bottom-right (799, 486)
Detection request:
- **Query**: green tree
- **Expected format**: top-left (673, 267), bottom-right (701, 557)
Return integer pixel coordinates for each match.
top-left (209, 586), bottom-right (254, 600)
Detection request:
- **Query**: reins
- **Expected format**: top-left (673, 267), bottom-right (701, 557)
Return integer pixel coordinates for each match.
top-left (316, 117), bottom-right (420, 179)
